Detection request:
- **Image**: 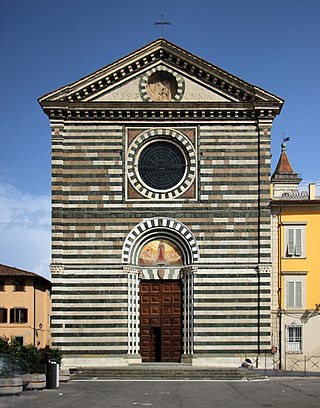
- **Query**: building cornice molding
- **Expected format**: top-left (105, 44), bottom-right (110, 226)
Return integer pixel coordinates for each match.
top-left (41, 101), bottom-right (281, 121)
top-left (271, 199), bottom-right (320, 206)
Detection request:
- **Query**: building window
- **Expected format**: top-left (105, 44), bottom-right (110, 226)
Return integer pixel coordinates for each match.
top-left (10, 308), bottom-right (28, 324)
top-left (13, 280), bottom-right (25, 291)
top-left (286, 325), bottom-right (302, 353)
top-left (0, 308), bottom-right (7, 323)
top-left (284, 225), bottom-right (306, 258)
top-left (126, 128), bottom-right (197, 201)
top-left (0, 280), bottom-right (4, 291)
top-left (15, 337), bottom-right (24, 346)
top-left (284, 275), bottom-right (305, 310)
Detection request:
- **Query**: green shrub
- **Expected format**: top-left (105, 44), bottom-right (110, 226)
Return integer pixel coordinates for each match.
top-left (0, 337), bottom-right (63, 372)
top-left (44, 346), bottom-right (63, 366)
top-left (8, 336), bottom-right (23, 357)
top-left (0, 336), bottom-right (10, 354)
top-left (19, 344), bottom-right (41, 372)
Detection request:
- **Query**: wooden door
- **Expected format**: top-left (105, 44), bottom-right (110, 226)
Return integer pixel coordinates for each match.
top-left (140, 280), bottom-right (182, 362)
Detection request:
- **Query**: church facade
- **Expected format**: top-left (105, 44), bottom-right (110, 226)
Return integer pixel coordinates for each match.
top-left (39, 39), bottom-right (283, 368)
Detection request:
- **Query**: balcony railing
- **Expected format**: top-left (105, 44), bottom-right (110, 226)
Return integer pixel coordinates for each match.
top-left (249, 353), bottom-right (320, 373)
top-left (273, 183), bottom-right (320, 200)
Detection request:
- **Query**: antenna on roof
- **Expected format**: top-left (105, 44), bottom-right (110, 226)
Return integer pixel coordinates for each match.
top-left (154, 14), bottom-right (171, 38)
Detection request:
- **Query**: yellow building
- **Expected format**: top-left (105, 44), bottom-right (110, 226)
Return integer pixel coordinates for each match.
top-left (271, 141), bottom-right (320, 371)
top-left (0, 264), bottom-right (51, 348)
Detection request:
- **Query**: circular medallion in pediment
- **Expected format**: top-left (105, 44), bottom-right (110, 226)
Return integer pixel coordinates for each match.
top-left (139, 65), bottom-right (185, 102)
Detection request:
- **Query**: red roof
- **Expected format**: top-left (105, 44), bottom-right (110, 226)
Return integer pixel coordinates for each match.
top-left (273, 150), bottom-right (296, 175)
top-left (0, 264), bottom-right (51, 285)
top-left (271, 146), bottom-right (301, 182)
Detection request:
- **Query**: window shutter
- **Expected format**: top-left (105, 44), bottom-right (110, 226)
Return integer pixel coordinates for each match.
top-left (23, 309), bottom-right (28, 323)
top-left (295, 228), bottom-right (302, 256)
top-left (287, 281), bottom-right (295, 308)
top-left (0, 308), bottom-right (7, 323)
top-left (295, 281), bottom-right (302, 308)
top-left (287, 228), bottom-right (295, 255)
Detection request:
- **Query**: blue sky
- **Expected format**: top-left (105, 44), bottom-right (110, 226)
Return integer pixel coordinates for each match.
top-left (1, 0), bottom-right (320, 278)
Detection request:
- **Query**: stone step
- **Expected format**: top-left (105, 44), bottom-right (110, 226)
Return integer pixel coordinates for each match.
top-left (70, 366), bottom-right (265, 381)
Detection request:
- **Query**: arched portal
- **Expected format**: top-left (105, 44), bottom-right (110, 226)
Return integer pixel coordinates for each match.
top-left (122, 217), bottom-right (199, 266)
top-left (123, 217), bottom-right (198, 363)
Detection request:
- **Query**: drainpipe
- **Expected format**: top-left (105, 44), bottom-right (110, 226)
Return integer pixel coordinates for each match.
top-left (278, 204), bottom-right (283, 369)
top-left (33, 279), bottom-right (36, 346)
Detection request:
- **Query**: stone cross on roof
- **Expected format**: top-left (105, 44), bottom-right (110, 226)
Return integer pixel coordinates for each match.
top-left (154, 14), bottom-right (171, 38)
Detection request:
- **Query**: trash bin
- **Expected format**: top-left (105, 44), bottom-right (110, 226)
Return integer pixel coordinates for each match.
top-left (46, 361), bottom-right (60, 389)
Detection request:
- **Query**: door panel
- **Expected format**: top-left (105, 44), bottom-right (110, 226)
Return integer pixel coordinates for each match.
top-left (140, 280), bottom-right (182, 362)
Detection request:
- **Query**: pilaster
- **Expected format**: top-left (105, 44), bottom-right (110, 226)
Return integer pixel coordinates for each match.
top-left (123, 267), bottom-right (142, 361)
top-left (257, 120), bottom-right (272, 265)
top-left (181, 266), bottom-right (197, 357)
top-left (51, 122), bottom-right (64, 265)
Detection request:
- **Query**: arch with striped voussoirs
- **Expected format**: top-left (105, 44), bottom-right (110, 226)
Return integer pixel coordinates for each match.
top-left (139, 64), bottom-right (185, 102)
top-left (122, 217), bottom-right (199, 266)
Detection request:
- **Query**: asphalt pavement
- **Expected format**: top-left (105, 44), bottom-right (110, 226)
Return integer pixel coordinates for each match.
top-left (1, 377), bottom-right (320, 408)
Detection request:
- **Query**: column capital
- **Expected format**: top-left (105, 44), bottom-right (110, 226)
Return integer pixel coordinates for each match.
top-left (51, 122), bottom-right (65, 140)
top-left (123, 266), bottom-right (142, 278)
top-left (50, 263), bottom-right (65, 275)
top-left (180, 265), bottom-right (197, 278)
top-left (256, 264), bottom-right (272, 274)
top-left (256, 120), bottom-right (272, 133)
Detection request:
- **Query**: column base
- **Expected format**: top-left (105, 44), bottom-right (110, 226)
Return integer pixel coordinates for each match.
top-left (126, 354), bottom-right (142, 365)
top-left (180, 354), bottom-right (197, 365)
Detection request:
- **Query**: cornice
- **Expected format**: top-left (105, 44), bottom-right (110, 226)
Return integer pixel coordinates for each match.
top-left (270, 199), bottom-right (320, 207)
top-left (41, 101), bottom-right (281, 121)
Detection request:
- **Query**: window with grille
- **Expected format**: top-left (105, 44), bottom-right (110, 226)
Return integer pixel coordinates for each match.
top-left (138, 141), bottom-right (187, 191)
top-left (10, 308), bottom-right (28, 324)
top-left (286, 325), bottom-right (302, 353)
top-left (284, 225), bottom-right (306, 258)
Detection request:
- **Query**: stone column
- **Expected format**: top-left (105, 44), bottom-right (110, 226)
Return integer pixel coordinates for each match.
top-left (123, 267), bottom-right (142, 363)
top-left (181, 266), bottom-right (197, 363)
top-left (256, 264), bottom-right (274, 368)
top-left (50, 263), bottom-right (65, 349)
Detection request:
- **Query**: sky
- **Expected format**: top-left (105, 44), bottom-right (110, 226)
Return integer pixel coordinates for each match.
top-left (1, 0), bottom-right (320, 279)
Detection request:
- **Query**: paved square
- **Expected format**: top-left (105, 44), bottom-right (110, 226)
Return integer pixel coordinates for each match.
top-left (1, 378), bottom-right (320, 408)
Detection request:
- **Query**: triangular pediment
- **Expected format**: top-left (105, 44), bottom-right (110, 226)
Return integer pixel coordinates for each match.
top-left (39, 38), bottom-right (283, 106)
top-left (92, 63), bottom-right (231, 103)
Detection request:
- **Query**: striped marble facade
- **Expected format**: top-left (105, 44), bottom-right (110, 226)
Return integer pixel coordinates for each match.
top-left (41, 39), bottom-right (283, 368)
top-left (49, 120), bottom-right (273, 363)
